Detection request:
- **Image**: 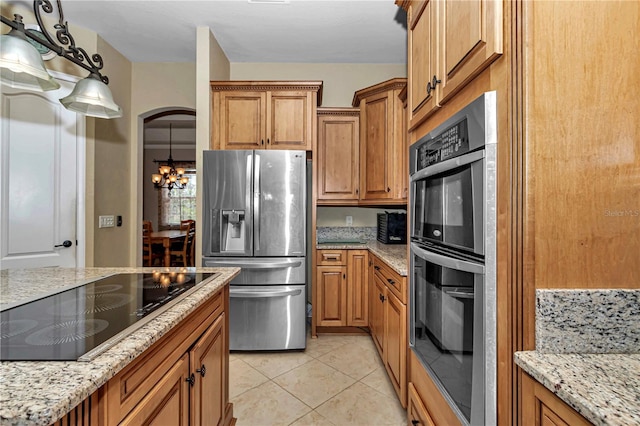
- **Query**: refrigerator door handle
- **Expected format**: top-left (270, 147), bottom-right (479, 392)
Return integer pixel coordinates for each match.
top-left (230, 288), bottom-right (302, 298)
top-left (205, 259), bottom-right (302, 269)
top-left (246, 153), bottom-right (253, 253)
top-left (254, 153), bottom-right (261, 252)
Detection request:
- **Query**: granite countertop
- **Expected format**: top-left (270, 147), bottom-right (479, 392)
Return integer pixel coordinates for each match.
top-left (0, 266), bottom-right (240, 426)
top-left (515, 352), bottom-right (640, 426)
top-left (316, 240), bottom-right (407, 276)
top-left (515, 289), bottom-right (640, 426)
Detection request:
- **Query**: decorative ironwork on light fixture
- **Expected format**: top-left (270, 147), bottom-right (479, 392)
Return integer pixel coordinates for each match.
top-left (0, 0), bottom-right (122, 118)
top-left (151, 124), bottom-right (189, 192)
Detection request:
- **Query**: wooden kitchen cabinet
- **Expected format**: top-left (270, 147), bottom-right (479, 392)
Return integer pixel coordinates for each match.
top-left (369, 254), bottom-right (407, 407)
top-left (102, 287), bottom-right (232, 426)
top-left (352, 78), bottom-right (407, 204)
top-left (316, 108), bottom-right (360, 203)
top-left (315, 249), bottom-right (369, 327)
top-left (402, 0), bottom-right (503, 130)
top-left (210, 81), bottom-right (323, 151)
top-left (520, 370), bottom-right (591, 426)
top-left (408, 383), bottom-right (436, 426)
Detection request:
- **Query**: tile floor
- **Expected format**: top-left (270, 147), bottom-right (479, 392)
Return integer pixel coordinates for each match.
top-left (229, 332), bottom-right (407, 426)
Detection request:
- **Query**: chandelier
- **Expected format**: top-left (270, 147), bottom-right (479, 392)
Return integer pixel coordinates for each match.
top-left (0, 0), bottom-right (122, 119)
top-left (151, 124), bottom-right (189, 191)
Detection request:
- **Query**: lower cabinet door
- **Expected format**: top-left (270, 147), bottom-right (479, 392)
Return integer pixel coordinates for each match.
top-left (408, 383), bottom-right (435, 426)
top-left (120, 353), bottom-right (190, 426)
top-left (384, 289), bottom-right (407, 407)
top-left (317, 265), bottom-right (348, 326)
top-left (370, 274), bottom-right (386, 357)
top-left (191, 314), bottom-right (225, 426)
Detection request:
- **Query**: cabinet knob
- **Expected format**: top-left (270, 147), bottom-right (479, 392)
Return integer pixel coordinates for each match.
top-left (261, 139), bottom-right (264, 145)
top-left (196, 364), bottom-right (206, 377)
top-left (185, 373), bottom-right (195, 387)
top-left (267, 138), bottom-right (270, 145)
top-left (374, 265), bottom-right (380, 271)
top-left (343, 273), bottom-right (346, 279)
top-left (411, 420), bottom-right (420, 426)
top-left (387, 187), bottom-right (391, 192)
top-left (387, 278), bottom-right (396, 286)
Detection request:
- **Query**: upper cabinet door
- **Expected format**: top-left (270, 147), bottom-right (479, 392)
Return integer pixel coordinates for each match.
top-left (409, 1), bottom-right (439, 128)
top-left (219, 91), bottom-right (267, 150)
top-left (360, 90), bottom-right (394, 201)
top-left (317, 108), bottom-right (360, 202)
top-left (439, 0), bottom-right (503, 103)
top-left (406, 0), bottom-right (502, 130)
top-left (268, 91), bottom-right (313, 150)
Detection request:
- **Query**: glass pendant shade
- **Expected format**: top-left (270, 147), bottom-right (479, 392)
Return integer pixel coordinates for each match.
top-left (60, 75), bottom-right (123, 119)
top-left (0, 31), bottom-right (60, 92)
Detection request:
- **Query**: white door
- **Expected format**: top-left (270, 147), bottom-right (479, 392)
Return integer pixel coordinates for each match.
top-left (0, 76), bottom-right (84, 269)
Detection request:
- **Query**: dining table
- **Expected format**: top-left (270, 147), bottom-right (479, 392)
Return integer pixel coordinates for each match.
top-left (149, 230), bottom-right (186, 267)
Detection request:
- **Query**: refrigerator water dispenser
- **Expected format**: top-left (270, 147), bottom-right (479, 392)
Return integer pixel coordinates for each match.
top-left (221, 210), bottom-right (245, 252)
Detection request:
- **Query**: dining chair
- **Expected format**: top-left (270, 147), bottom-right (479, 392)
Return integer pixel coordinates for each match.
top-left (170, 220), bottom-right (195, 267)
top-left (142, 221), bottom-right (162, 266)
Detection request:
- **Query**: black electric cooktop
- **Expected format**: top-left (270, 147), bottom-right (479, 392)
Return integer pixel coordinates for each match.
top-left (0, 272), bottom-right (216, 361)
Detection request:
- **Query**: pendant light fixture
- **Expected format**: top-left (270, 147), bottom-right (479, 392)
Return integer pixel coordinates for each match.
top-left (0, 1), bottom-right (122, 119)
top-left (151, 124), bottom-right (189, 191)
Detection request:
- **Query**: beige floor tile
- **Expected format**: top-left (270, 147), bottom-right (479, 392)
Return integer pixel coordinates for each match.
top-left (317, 340), bottom-right (383, 380)
top-left (229, 358), bottom-right (270, 399)
top-left (289, 410), bottom-right (336, 426)
top-left (273, 360), bottom-right (356, 408)
top-left (315, 382), bottom-right (406, 426)
top-left (360, 367), bottom-right (397, 399)
top-left (235, 351), bottom-right (314, 379)
top-left (304, 335), bottom-right (350, 359)
top-left (233, 381), bottom-right (311, 426)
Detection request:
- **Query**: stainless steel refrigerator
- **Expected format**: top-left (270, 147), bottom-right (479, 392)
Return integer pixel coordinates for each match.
top-left (202, 150), bottom-right (306, 350)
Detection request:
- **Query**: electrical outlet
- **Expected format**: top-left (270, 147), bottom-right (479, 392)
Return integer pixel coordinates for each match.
top-left (346, 215), bottom-right (353, 226)
top-left (99, 215), bottom-right (115, 228)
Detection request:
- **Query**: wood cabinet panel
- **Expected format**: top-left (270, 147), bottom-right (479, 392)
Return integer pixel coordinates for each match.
top-left (316, 249), bottom-right (346, 266)
top-left (408, 382), bottom-right (436, 426)
top-left (120, 354), bottom-right (190, 426)
top-left (316, 265), bottom-right (347, 326)
top-left (219, 91), bottom-right (266, 149)
top-left (211, 81), bottom-right (322, 151)
top-left (384, 289), bottom-right (406, 404)
top-left (370, 272), bottom-right (386, 358)
top-left (317, 108), bottom-right (360, 201)
top-left (347, 250), bottom-right (368, 326)
top-left (520, 370), bottom-right (591, 426)
top-left (190, 314), bottom-right (225, 426)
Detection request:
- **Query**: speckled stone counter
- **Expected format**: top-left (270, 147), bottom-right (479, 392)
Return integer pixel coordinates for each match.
top-left (515, 289), bottom-right (640, 426)
top-left (515, 351), bottom-right (640, 426)
top-left (316, 241), bottom-right (407, 276)
top-left (0, 266), bottom-right (239, 426)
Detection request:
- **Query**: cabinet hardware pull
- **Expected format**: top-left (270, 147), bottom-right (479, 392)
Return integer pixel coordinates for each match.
top-left (387, 187), bottom-right (391, 192)
top-left (343, 273), bottom-right (346, 279)
top-left (267, 138), bottom-right (270, 145)
top-left (387, 278), bottom-right (396, 286)
top-left (426, 75), bottom-right (442, 96)
top-left (196, 364), bottom-right (206, 377)
top-left (374, 266), bottom-right (380, 271)
top-left (186, 373), bottom-right (195, 387)
top-left (411, 420), bottom-right (419, 426)
top-left (355, 188), bottom-right (359, 195)
top-left (261, 139), bottom-right (264, 145)
top-left (323, 254), bottom-right (340, 260)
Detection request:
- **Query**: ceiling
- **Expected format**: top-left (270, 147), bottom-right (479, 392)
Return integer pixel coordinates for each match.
top-left (60, 1), bottom-right (408, 64)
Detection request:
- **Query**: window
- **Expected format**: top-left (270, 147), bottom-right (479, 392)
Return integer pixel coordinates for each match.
top-left (158, 167), bottom-right (196, 229)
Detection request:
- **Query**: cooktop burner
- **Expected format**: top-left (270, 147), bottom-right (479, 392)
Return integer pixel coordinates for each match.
top-left (0, 272), bottom-right (216, 361)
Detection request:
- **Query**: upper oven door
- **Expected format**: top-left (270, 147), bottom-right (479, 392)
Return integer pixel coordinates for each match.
top-left (410, 150), bottom-right (485, 257)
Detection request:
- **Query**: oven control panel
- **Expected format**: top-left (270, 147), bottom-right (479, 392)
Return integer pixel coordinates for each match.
top-left (416, 118), bottom-right (469, 171)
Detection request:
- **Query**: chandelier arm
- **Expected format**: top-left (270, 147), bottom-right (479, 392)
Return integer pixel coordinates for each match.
top-left (0, 0), bottom-right (111, 85)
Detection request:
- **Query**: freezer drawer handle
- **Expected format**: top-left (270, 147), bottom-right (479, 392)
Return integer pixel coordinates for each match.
top-left (230, 289), bottom-right (302, 298)
top-left (204, 260), bottom-right (302, 269)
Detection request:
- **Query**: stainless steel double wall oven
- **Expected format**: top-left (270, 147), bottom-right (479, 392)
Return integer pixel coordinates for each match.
top-left (409, 92), bottom-right (498, 425)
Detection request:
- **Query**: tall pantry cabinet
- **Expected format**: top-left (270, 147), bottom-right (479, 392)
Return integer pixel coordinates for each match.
top-left (397, 0), bottom-right (640, 425)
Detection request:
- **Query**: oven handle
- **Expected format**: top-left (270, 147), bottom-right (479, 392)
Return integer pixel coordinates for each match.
top-left (411, 242), bottom-right (485, 275)
top-left (230, 288), bottom-right (302, 298)
top-left (443, 289), bottom-right (475, 299)
top-left (410, 149), bottom-right (485, 182)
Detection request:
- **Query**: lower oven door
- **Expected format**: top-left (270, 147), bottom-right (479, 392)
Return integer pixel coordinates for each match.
top-left (410, 242), bottom-right (488, 426)
top-left (229, 285), bottom-right (306, 351)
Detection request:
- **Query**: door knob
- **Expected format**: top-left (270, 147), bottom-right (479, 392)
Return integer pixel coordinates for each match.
top-left (54, 240), bottom-right (73, 248)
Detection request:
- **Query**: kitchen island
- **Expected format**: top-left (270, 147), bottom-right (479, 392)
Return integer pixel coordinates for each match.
top-left (0, 266), bottom-right (240, 426)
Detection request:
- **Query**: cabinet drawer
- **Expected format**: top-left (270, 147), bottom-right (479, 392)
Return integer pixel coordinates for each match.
top-left (373, 256), bottom-right (406, 303)
top-left (317, 250), bottom-right (346, 265)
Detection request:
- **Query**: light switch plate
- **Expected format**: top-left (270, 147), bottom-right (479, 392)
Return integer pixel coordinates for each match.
top-left (346, 215), bottom-right (353, 226)
top-left (99, 215), bottom-right (115, 228)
